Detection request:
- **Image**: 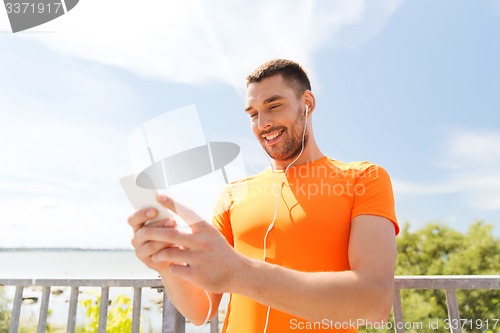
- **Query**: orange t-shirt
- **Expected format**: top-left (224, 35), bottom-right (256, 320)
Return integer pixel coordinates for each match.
top-left (212, 156), bottom-right (399, 333)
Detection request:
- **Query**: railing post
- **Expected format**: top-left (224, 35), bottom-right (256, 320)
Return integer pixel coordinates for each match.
top-left (445, 289), bottom-right (462, 333)
top-left (132, 287), bottom-right (142, 333)
top-left (98, 286), bottom-right (110, 333)
top-left (67, 286), bottom-right (79, 333)
top-left (162, 289), bottom-right (185, 333)
top-left (37, 286), bottom-right (51, 333)
top-left (9, 286), bottom-right (23, 333)
top-left (392, 289), bottom-right (405, 333)
top-left (210, 312), bottom-right (219, 333)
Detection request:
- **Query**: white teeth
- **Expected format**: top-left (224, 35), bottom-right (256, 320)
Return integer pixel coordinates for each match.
top-left (264, 131), bottom-right (281, 141)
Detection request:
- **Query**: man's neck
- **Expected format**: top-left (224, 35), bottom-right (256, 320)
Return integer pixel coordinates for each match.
top-left (272, 142), bottom-right (324, 171)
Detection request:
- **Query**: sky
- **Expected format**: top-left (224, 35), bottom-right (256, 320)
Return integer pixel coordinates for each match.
top-left (0, 0), bottom-right (499, 248)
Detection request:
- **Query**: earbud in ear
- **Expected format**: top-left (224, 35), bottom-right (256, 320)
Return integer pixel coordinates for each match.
top-left (305, 105), bottom-right (309, 116)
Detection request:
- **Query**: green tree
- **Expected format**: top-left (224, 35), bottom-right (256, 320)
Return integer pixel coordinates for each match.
top-left (78, 292), bottom-right (134, 333)
top-left (0, 287), bottom-right (11, 333)
top-left (361, 221), bottom-right (499, 333)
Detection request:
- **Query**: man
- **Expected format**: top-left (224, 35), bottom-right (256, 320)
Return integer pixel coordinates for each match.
top-left (129, 59), bottom-right (399, 332)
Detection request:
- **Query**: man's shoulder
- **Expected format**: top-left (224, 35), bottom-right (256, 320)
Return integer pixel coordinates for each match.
top-left (228, 168), bottom-right (269, 185)
top-left (324, 157), bottom-right (383, 172)
top-left (319, 158), bottom-right (393, 183)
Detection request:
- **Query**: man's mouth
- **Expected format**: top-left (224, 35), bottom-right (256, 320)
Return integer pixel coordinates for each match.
top-left (262, 130), bottom-right (284, 145)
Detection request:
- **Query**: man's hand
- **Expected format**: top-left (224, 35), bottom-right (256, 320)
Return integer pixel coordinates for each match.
top-left (128, 195), bottom-right (226, 325)
top-left (148, 218), bottom-right (246, 293)
top-left (128, 194), bottom-right (246, 293)
top-left (128, 206), bottom-right (179, 272)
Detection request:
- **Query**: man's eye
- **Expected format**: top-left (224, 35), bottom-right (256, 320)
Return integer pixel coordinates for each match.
top-left (249, 113), bottom-right (258, 119)
top-left (269, 104), bottom-right (280, 110)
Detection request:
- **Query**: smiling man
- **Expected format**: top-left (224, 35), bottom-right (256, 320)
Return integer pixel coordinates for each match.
top-left (129, 59), bottom-right (399, 332)
top-left (245, 72), bottom-right (313, 165)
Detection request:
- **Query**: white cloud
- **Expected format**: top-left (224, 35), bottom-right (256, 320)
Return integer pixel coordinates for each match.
top-left (446, 130), bottom-right (500, 165)
top-left (0, 4), bottom-right (8, 31)
top-left (0, 195), bottom-right (132, 248)
top-left (0, 113), bottom-right (129, 181)
top-left (9, 0), bottom-right (401, 91)
top-left (0, 114), bottom-right (135, 248)
top-left (492, 0), bottom-right (500, 15)
top-left (393, 129), bottom-right (500, 212)
top-left (0, 0), bottom-right (404, 248)
top-left (0, 51), bottom-right (139, 248)
top-left (0, 100), bottom-right (250, 248)
top-left (392, 179), bottom-right (459, 195)
top-left (446, 129), bottom-right (500, 210)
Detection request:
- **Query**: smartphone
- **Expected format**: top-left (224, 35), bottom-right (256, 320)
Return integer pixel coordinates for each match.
top-left (119, 174), bottom-right (192, 233)
top-left (119, 174), bottom-right (172, 223)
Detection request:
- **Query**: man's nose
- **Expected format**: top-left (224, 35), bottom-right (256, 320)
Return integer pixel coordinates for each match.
top-left (257, 112), bottom-right (272, 130)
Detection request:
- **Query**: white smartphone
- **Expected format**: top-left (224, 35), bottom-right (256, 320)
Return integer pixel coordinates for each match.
top-left (119, 174), bottom-right (172, 222)
top-left (119, 174), bottom-right (191, 231)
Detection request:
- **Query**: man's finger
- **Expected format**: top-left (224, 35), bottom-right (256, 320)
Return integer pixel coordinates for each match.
top-left (136, 225), bottom-right (199, 249)
top-left (128, 208), bottom-right (158, 232)
top-left (156, 194), bottom-right (204, 226)
top-left (167, 262), bottom-right (192, 279)
top-left (152, 246), bottom-right (192, 265)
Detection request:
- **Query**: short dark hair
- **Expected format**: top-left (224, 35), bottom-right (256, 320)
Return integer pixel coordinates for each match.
top-left (246, 59), bottom-right (311, 96)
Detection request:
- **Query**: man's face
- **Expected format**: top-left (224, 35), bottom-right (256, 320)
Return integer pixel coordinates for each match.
top-left (245, 75), bottom-right (307, 162)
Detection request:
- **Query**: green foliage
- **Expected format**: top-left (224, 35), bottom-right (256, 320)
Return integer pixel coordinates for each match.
top-left (0, 301), bottom-right (60, 333)
top-left (0, 287), bottom-right (11, 333)
top-left (361, 220), bottom-right (499, 333)
top-left (78, 292), bottom-right (135, 333)
top-left (0, 288), bottom-right (137, 333)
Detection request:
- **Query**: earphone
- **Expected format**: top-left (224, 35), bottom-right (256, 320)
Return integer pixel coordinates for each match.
top-left (261, 104), bottom-right (309, 333)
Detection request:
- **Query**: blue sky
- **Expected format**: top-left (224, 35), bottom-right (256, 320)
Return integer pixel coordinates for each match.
top-left (1, 0), bottom-right (499, 248)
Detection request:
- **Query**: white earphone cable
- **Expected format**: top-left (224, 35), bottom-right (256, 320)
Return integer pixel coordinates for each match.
top-left (262, 106), bottom-right (308, 333)
top-left (201, 290), bottom-right (213, 327)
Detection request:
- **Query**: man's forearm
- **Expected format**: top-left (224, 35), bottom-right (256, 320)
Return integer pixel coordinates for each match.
top-left (230, 257), bottom-right (394, 324)
top-left (159, 270), bottom-right (221, 326)
top-left (225, 216), bottom-right (397, 324)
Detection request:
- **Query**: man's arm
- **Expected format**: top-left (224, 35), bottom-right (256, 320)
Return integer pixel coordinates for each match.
top-left (128, 207), bottom-right (222, 325)
top-left (149, 198), bottom-right (397, 324)
top-left (159, 270), bottom-right (222, 326)
top-left (231, 214), bottom-right (397, 323)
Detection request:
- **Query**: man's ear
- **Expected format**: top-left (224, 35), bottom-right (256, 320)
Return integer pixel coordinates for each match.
top-left (303, 90), bottom-right (316, 116)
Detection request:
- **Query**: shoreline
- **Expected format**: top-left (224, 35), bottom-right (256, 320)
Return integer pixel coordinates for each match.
top-left (0, 247), bottom-right (134, 252)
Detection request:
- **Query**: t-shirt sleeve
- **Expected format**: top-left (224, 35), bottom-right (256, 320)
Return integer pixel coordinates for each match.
top-left (351, 164), bottom-right (399, 235)
top-left (212, 185), bottom-right (235, 246)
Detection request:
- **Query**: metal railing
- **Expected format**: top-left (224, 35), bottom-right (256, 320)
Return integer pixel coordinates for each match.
top-left (393, 275), bottom-right (500, 333)
top-left (1, 275), bottom-right (499, 333)
top-left (0, 278), bottom-right (217, 333)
